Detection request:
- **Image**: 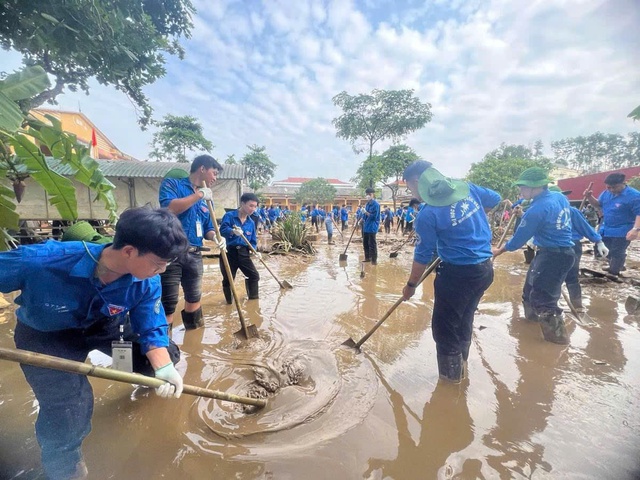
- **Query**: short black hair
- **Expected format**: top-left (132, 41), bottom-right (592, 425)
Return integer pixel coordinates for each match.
top-left (402, 160), bottom-right (433, 181)
top-left (409, 198), bottom-right (421, 207)
top-left (241, 192), bottom-right (259, 204)
top-left (113, 207), bottom-right (188, 260)
top-left (190, 154), bottom-right (223, 173)
top-left (365, 188), bottom-right (375, 195)
top-left (605, 173), bottom-right (625, 185)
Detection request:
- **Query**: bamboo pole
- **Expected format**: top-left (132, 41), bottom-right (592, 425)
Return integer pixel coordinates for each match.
top-left (0, 347), bottom-right (266, 408)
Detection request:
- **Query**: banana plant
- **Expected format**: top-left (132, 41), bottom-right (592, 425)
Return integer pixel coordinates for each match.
top-left (0, 65), bottom-right (118, 250)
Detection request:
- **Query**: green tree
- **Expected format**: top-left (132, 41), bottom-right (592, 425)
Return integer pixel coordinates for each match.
top-left (332, 89), bottom-right (432, 187)
top-left (224, 154), bottom-right (237, 164)
top-left (629, 105), bottom-right (640, 121)
top-left (466, 146), bottom-right (553, 200)
top-left (351, 153), bottom-right (383, 192)
top-left (0, 0), bottom-right (195, 127)
top-left (241, 144), bottom-right (276, 191)
top-left (379, 144), bottom-right (420, 209)
top-left (0, 66), bottom-right (117, 250)
top-left (295, 178), bottom-right (337, 206)
top-left (551, 132), bottom-right (638, 173)
top-left (627, 175), bottom-right (640, 190)
top-left (149, 114), bottom-right (213, 163)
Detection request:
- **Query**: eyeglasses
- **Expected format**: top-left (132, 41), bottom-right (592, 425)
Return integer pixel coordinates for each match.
top-left (143, 254), bottom-right (176, 271)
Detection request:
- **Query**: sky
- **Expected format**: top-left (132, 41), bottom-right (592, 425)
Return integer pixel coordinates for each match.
top-left (2, 0), bottom-right (639, 182)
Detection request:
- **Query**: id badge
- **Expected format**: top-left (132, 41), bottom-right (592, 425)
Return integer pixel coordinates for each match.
top-left (111, 341), bottom-right (133, 372)
top-left (196, 220), bottom-right (203, 238)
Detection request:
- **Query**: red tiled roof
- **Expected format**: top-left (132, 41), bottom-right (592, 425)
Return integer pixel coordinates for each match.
top-left (557, 166), bottom-right (640, 200)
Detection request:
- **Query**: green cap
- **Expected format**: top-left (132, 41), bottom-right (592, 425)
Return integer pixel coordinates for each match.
top-left (62, 221), bottom-right (112, 244)
top-left (417, 167), bottom-right (470, 207)
top-left (549, 185), bottom-right (571, 195)
top-left (513, 167), bottom-right (551, 188)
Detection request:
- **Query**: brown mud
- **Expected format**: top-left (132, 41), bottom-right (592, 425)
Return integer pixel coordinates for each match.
top-left (1, 228), bottom-right (640, 479)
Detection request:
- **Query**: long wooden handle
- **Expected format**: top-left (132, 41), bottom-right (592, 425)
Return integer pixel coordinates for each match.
top-left (391, 229), bottom-right (416, 254)
top-left (238, 231), bottom-right (284, 288)
top-left (330, 216), bottom-right (344, 238)
top-left (355, 257), bottom-right (442, 348)
top-left (0, 347), bottom-right (266, 407)
top-left (496, 212), bottom-right (517, 249)
top-left (579, 182), bottom-right (594, 211)
top-left (202, 183), bottom-right (250, 338)
top-left (342, 218), bottom-right (361, 255)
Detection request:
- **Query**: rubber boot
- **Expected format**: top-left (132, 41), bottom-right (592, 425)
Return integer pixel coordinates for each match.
top-left (461, 341), bottom-right (472, 379)
top-left (437, 353), bottom-right (463, 384)
top-left (223, 285), bottom-right (232, 305)
top-left (245, 279), bottom-right (259, 300)
top-left (539, 313), bottom-right (569, 345)
top-left (522, 301), bottom-right (539, 322)
top-left (181, 307), bottom-right (204, 330)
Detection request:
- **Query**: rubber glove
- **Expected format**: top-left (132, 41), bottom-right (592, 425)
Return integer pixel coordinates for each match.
top-left (596, 241), bottom-right (609, 258)
top-left (198, 187), bottom-right (213, 202)
top-left (215, 236), bottom-right (227, 252)
top-left (154, 363), bottom-right (183, 399)
top-left (254, 252), bottom-right (262, 260)
top-left (232, 226), bottom-right (243, 236)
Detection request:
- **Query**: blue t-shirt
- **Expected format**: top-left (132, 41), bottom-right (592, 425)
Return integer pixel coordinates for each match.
top-left (598, 186), bottom-right (640, 237)
top-left (414, 183), bottom-right (501, 265)
top-left (505, 190), bottom-right (573, 250)
top-left (570, 207), bottom-right (601, 243)
top-left (220, 210), bottom-right (257, 249)
top-left (159, 177), bottom-right (214, 247)
top-left (0, 241), bottom-right (168, 353)
top-left (341, 207), bottom-right (349, 221)
top-left (363, 199), bottom-right (381, 233)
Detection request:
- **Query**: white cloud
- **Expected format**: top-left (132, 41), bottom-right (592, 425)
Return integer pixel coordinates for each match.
top-left (1, 0), bottom-right (638, 182)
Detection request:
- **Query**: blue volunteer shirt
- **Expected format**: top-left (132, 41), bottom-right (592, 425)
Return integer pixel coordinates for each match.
top-left (159, 177), bottom-right (214, 247)
top-left (220, 210), bottom-right (257, 249)
top-left (570, 207), bottom-right (601, 243)
top-left (341, 207), bottom-right (349, 221)
top-left (414, 183), bottom-right (501, 265)
top-left (0, 241), bottom-right (168, 353)
top-left (597, 186), bottom-right (640, 238)
top-left (363, 199), bottom-right (381, 233)
top-left (505, 190), bottom-right (573, 251)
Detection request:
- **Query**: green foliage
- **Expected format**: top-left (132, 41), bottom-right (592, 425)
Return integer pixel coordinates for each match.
top-left (379, 144), bottom-right (420, 208)
top-left (0, 0), bottom-right (195, 127)
top-left (332, 89), bottom-right (432, 165)
top-left (629, 105), bottom-right (640, 121)
top-left (466, 145), bottom-right (553, 200)
top-left (271, 214), bottom-right (315, 255)
top-left (352, 153), bottom-right (383, 191)
top-left (149, 114), bottom-right (213, 162)
top-left (0, 65), bottom-right (49, 131)
top-left (627, 176), bottom-right (640, 190)
top-left (295, 178), bottom-right (337, 205)
top-left (241, 144), bottom-right (276, 191)
top-left (551, 132), bottom-right (640, 173)
top-left (224, 154), bottom-right (237, 164)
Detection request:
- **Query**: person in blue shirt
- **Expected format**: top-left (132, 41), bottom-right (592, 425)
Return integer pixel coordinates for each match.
top-left (548, 186), bottom-right (609, 310)
top-left (383, 206), bottom-right (394, 234)
top-left (159, 155), bottom-right (226, 331)
top-left (325, 209), bottom-right (335, 244)
top-left (404, 198), bottom-right (420, 235)
top-left (402, 161), bottom-right (500, 383)
top-left (584, 172), bottom-right (640, 276)
top-left (493, 167), bottom-right (575, 345)
top-left (219, 193), bottom-right (261, 303)
top-left (340, 204), bottom-right (349, 231)
top-left (0, 207), bottom-right (189, 479)
top-left (362, 188), bottom-right (381, 264)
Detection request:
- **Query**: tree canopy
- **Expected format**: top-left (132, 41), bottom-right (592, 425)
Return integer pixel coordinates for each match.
top-left (149, 114), bottom-right (213, 162)
top-left (551, 132), bottom-right (640, 173)
top-left (295, 178), bottom-right (337, 206)
top-left (629, 105), bottom-right (640, 121)
top-left (0, 0), bottom-right (195, 127)
top-left (332, 89), bottom-right (432, 187)
top-left (241, 144), bottom-right (276, 191)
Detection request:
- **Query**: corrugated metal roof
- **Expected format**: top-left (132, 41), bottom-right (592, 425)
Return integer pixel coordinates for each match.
top-left (45, 158), bottom-right (246, 180)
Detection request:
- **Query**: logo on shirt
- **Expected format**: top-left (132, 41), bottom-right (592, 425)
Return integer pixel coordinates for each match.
top-left (450, 196), bottom-right (479, 226)
top-left (154, 298), bottom-right (162, 315)
top-left (108, 304), bottom-right (125, 316)
top-left (556, 208), bottom-right (571, 231)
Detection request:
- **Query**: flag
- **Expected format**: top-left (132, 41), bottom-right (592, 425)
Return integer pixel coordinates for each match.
top-left (91, 129), bottom-right (98, 158)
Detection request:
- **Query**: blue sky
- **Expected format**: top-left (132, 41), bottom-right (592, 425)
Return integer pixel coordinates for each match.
top-left (1, 0), bottom-right (639, 182)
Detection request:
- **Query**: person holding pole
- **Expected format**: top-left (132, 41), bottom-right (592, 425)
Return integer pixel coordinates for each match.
top-left (0, 207), bottom-right (189, 479)
top-left (219, 193), bottom-right (261, 303)
top-left (362, 187), bottom-right (381, 264)
top-left (401, 161), bottom-right (500, 383)
top-left (159, 154), bottom-right (227, 331)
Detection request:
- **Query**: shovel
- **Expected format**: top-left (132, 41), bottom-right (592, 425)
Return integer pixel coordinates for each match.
top-left (330, 216), bottom-right (344, 239)
top-left (390, 230), bottom-right (415, 258)
top-left (203, 183), bottom-right (259, 339)
top-left (561, 290), bottom-right (596, 326)
top-left (496, 213), bottom-right (517, 248)
top-left (360, 261), bottom-right (366, 278)
top-left (625, 295), bottom-right (640, 314)
top-left (237, 230), bottom-right (293, 289)
top-left (342, 257), bottom-right (442, 351)
top-left (579, 182), bottom-right (594, 211)
top-left (0, 347), bottom-right (266, 407)
top-left (339, 219), bottom-right (361, 262)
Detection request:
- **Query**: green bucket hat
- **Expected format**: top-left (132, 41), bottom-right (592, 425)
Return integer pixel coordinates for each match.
top-left (548, 185), bottom-right (572, 195)
top-left (164, 168), bottom-right (189, 179)
top-left (513, 167), bottom-right (551, 188)
top-left (417, 168), bottom-right (470, 207)
top-left (62, 221), bottom-right (112, 244)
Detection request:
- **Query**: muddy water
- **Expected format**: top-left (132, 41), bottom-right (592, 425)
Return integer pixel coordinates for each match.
top-left (1, 231), bottom-right (640, 479)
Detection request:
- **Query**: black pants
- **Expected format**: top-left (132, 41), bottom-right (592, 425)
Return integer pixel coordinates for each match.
top-left (362, 232), bottom-right (378, 262)
top-left (341, 219), bottom-right (347, 230)
top-left (160, 251), bottom-right (203, 315)
top-left (219, 246), bottom-right (260, 287)
top-left (565, 242), bottom-right (583, 304)
top-left (432, 260), bottom-right (494, 356)
top-left (523, 247), bottom-right (575, 316)
top-left (311, 217), bottom-right (319, 232)
top-left (603, 236), bottom-right (630, 275)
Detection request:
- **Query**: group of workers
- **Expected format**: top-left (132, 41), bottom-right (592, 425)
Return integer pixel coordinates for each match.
top-left (1, 152), bottom-right (639, 479)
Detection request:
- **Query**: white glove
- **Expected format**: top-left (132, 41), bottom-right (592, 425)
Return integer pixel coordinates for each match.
top-left (232, 226), bottom-right (243, 236)
top-left (596, 241), bottom-right (609, 257)
top-left (215, 236), bottom-right (227, 252)
top-left (198, 187), bottom-right (213, 202)
top-left (154, 363), bottom-right (183, 399)
top-left (255, 252), bottom-right (262, 260)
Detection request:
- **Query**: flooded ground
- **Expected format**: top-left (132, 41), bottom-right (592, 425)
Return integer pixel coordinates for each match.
top-left (1, 228), bottom-right (640, 479)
